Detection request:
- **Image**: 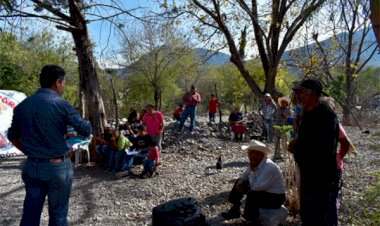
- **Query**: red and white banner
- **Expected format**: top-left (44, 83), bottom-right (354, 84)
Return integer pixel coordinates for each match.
top-left (0, 90), bottom-right (27, 158)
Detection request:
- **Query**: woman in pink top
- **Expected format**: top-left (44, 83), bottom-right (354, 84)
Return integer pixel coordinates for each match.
top-left (142, 104), bottom-right (165, 151)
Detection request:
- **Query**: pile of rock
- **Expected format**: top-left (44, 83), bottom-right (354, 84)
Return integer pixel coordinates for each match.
top-left (162, 112), bottom-right (265, 150)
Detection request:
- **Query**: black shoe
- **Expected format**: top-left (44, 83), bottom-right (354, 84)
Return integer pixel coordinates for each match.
top-left (221, 207), bottom-right (240, 220)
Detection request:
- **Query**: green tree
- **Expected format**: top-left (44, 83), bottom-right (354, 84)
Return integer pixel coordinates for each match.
top-left (0, 0), bottom-right (146, 137)
top-left (356, 67), bottom-right (380, 108)
top-left (292, 0), bottom-right (379, 124)
top-left (0, 31), bottom-right (79, 101)
top-left (120, 19), bottom-right (197, 110)
top-left (161, 0), bottom-right (326, 98)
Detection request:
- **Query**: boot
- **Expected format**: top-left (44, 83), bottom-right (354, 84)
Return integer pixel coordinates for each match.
top-left (221, 205), bottom-right (240, 220)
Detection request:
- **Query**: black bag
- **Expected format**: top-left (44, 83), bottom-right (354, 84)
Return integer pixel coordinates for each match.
top-left (152, 197), bottom-right (208, 226)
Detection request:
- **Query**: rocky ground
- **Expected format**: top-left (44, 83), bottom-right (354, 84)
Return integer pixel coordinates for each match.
top-left (0, 116), bottom-right (379, 226)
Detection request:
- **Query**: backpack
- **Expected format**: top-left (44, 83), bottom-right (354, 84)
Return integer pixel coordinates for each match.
top-left (152, 197), bottom-right (208, 226)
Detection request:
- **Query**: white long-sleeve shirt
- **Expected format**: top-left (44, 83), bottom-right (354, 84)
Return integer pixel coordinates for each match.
top-left (239, 157), bottom-right (285, 194)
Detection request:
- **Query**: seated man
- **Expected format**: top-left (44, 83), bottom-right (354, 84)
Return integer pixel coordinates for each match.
top-left (228, 107), bottom-right (246, 141)
top-left (95, 127), bottom-right (114, 167)
top-left (222, 140), bottom-right (285, 225)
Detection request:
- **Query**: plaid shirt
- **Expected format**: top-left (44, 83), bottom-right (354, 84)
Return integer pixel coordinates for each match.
top-left (273, 108), bottom-right (291, 126)
top-left (259, 101), bottom-right (277, 120)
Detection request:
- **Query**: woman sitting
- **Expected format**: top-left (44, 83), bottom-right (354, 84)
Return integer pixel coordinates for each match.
top-left (229, 107), bottom-right (246, 141)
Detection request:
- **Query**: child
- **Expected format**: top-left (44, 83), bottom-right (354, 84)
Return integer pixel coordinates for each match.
top-left (173, 104), bottom-right (184, 121)
top-left (108, 129), bottom-right (133, 174)
top-left (208, 94), bottom-right (219, 124)
top-left (140, 140), bottom-right (160, 179)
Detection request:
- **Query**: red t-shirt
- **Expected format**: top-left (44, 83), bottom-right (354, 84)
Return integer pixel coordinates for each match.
top-left (173, 107), bottom-right (183, 116)
top-left (147, 146), bottom-right (160, 163)
top-left (142, 111), bottom-right (165, 135)
top-left (208, 99), bottom-right (218, 113)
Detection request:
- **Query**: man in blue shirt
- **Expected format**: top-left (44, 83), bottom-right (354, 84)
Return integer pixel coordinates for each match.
top-left (8, 65), bottom-right (92, 226)
top-left (259, 93), bottom-right (277, 142)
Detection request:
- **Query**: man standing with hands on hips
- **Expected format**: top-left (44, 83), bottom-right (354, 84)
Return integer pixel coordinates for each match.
top-left (179, 84), bottom-right (201, 132)
top-left (8, 65), bottom-right (92, 226)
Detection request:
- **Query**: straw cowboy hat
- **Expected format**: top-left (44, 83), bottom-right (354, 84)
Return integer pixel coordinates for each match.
top-left (278, 96), bottom-right (290, 105)
top-left (241, 140), bottom-right (272, 155)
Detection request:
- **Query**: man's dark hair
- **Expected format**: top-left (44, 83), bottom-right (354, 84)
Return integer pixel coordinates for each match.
top-left (145, 104), bottom-right (155, 109)
top-left (39, 65), bottom-right (66, 88)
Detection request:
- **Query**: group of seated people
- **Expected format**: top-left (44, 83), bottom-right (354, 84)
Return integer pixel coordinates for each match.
top-left (95, 108), bottom-right (161, 179)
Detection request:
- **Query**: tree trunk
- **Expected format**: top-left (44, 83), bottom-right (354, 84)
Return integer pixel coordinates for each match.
top-left (264, 66), bottom-right (278, 96)
top-left (229, 53), bottom-right (263, 97)
top-left (342, 69), bottom-right (355, 125)
top-left (68, 0), bottom-right (106, 140)
top-left (370, 0), bottom-right (380, 46)
top-left (154, 86), bottom-right (159, 110)
top-left (110, 78), bottom-right (119, 128)
top-left (74, 35), bottom-right (106, 137)
top-left (159, 90), bottom-right (162, 111)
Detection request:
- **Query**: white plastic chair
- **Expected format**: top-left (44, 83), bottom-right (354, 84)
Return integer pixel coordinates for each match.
top-left (72, 135), bottom-right (93, 166)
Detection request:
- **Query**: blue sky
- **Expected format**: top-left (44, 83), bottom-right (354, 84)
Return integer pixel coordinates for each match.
top-left (87, 0), bottom-right (159, 67)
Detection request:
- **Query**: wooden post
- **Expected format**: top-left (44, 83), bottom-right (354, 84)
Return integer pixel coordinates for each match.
top-left (214, 83), bottom-right (222, 123)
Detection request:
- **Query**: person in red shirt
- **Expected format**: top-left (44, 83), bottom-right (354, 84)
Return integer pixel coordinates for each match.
top-left (173, 104), bottom-right (184, 121)
top-left (208, 94), bottom-right (219, 124)
top-left (140, 140), bottom-right (161, 178)
top-left (179, 84), bottom-right (201, 132)
top-left (142, 104), bottom-right (165, 151)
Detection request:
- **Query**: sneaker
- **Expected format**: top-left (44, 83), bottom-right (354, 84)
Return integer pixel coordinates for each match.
top-left (115, 170), bottom-right (129, 178)
top-left (221, 207), bottom-right (240, 220)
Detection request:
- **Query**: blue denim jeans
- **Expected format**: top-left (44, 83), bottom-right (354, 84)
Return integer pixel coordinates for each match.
top-left (209, 112), bottom-right (216, 123)
top-left (108, 150), bottom-right (126, 172)
top-left (143, 159), bottom-right (155, 175)
top-left (262, 119), bottom-right (273, 142)
top-left (150, 134), bottom-right (163, 152)
top-left (179, 105), bottom-right (197, 131)
top-left (123, 153), bottom-right (146, 170)
top-left (20, 157), bottom-right (73, 226)
top-left (96, 145), bottom-right (112, 163)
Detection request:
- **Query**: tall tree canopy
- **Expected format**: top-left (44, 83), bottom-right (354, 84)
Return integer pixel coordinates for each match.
top-left (0, 0), bottom-right (144, 137)
top-left (161, 0), bottom-right (326, 98)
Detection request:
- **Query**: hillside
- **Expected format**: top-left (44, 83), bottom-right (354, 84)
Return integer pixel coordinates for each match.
top-left (281, 29), bottom-right (380, 72)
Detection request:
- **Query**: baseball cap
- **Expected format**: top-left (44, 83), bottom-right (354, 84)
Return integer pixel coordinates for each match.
top-left (292, 79), bottom-right (325, 97)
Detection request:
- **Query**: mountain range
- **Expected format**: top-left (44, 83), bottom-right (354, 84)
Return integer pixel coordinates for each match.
top-left (115, 30), bottom-right (379, 77)
top-left (197, 30), bottom-right (380, 68)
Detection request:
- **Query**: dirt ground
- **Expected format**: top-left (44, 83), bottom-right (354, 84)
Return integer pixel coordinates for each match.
top-left (0, 119), bottom-right (379, 226)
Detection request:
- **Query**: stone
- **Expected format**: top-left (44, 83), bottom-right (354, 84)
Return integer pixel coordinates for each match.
top-left (259, 205), bottom-right (289, 226)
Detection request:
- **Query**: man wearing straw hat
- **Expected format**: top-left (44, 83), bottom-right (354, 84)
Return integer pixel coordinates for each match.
top-left (221, 140), bottom-right (285, 225)
top-left (289, 79), bottom-right (339, 226)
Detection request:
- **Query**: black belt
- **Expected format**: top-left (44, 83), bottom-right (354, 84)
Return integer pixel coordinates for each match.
top-left (28, 153), bottom-right (70, 163)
